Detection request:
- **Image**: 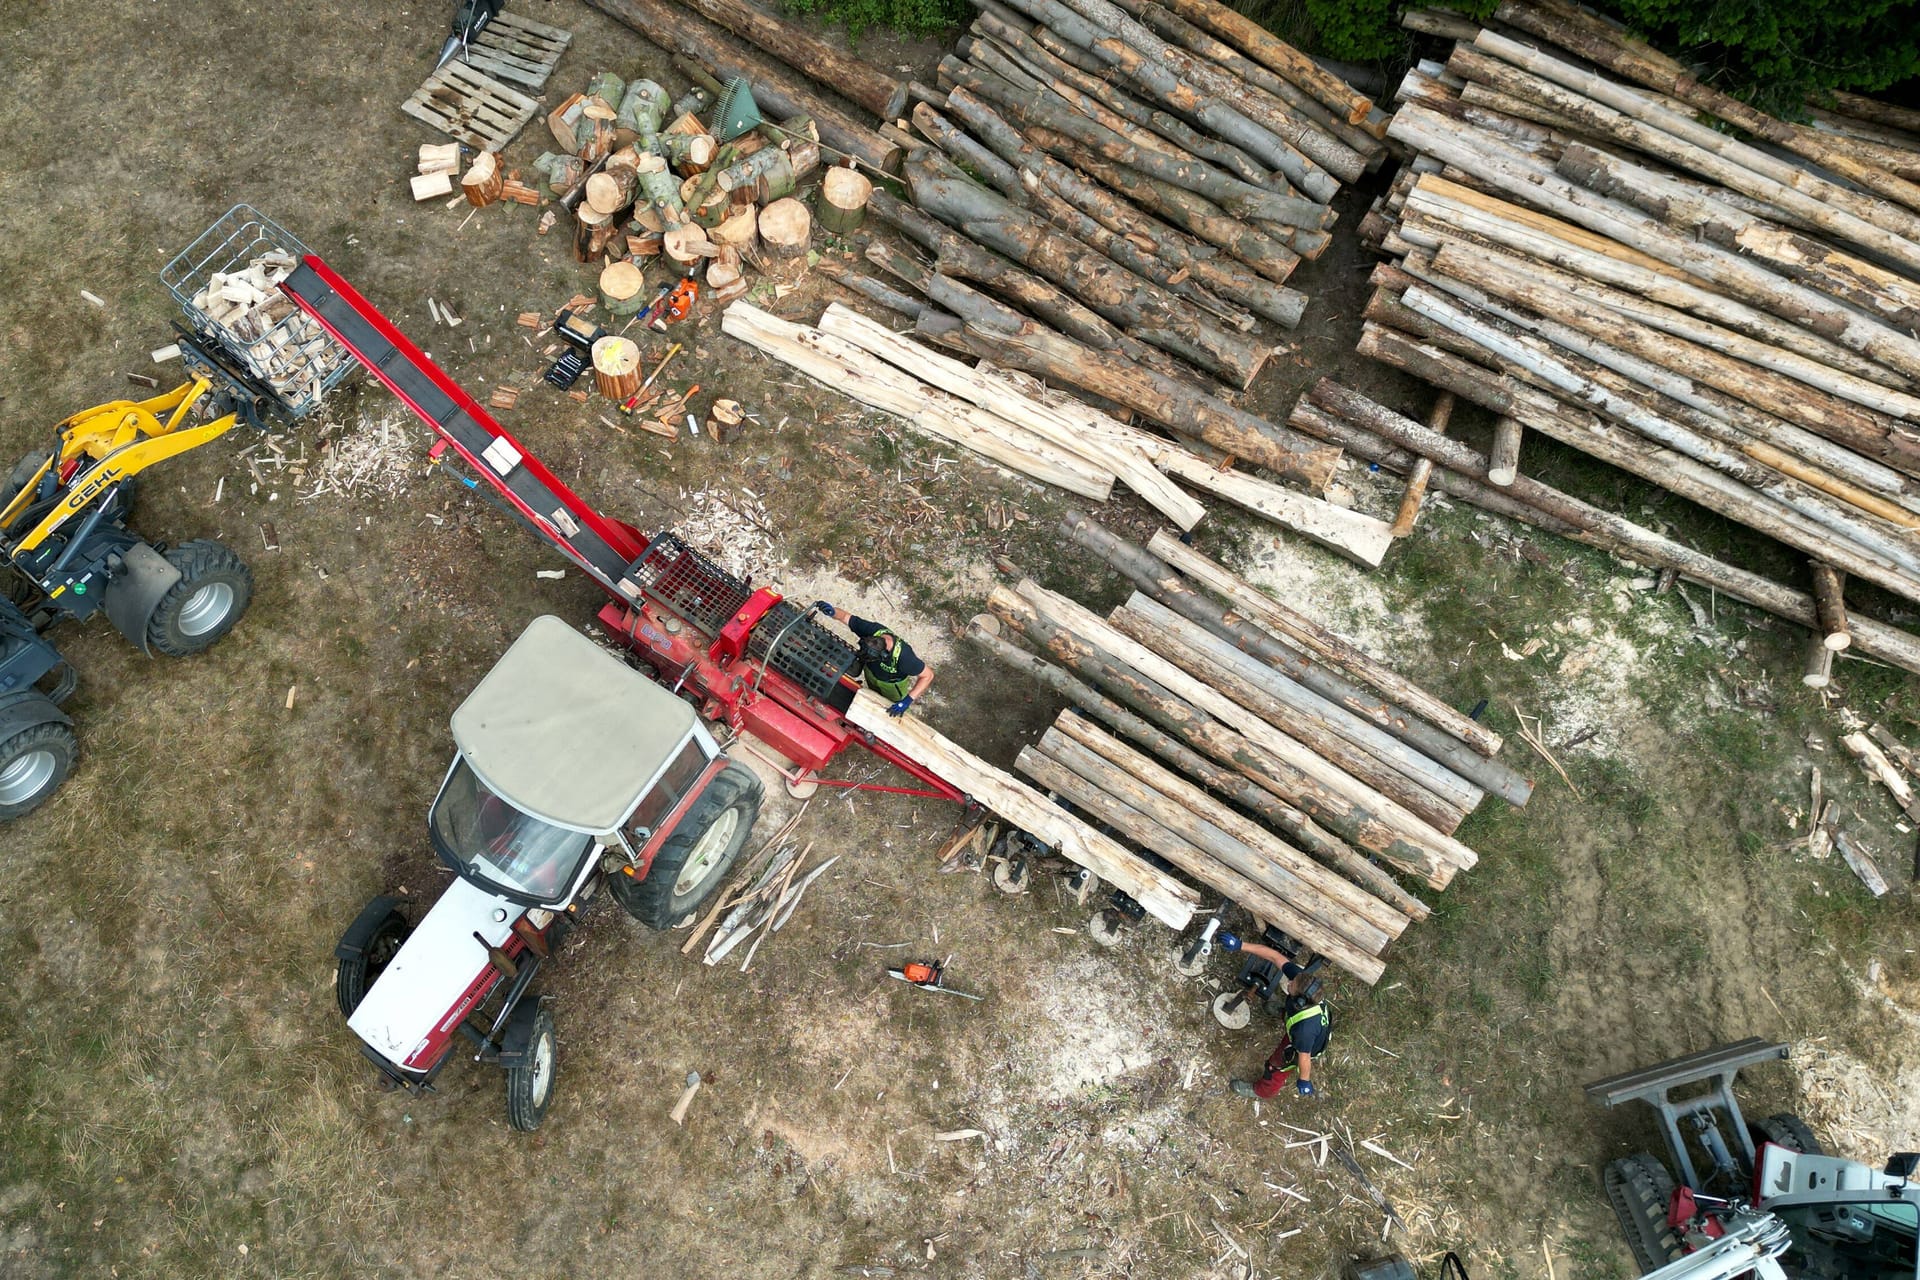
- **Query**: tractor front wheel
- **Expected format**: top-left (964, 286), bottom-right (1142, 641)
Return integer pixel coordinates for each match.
top-left (0, 711), bottom-right (76, 821)
top-left (609, 761), bottom-right (763, 929)
top-left (148, 540), bottom-right (252, 657)
top-left (335, 909), bottom-right (412, 1017)
top-left (505, 1007), bottom-right (557, 1131)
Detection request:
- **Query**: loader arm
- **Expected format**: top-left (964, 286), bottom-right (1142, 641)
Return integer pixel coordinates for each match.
top-left (1, 379), bottom-right (239, 554)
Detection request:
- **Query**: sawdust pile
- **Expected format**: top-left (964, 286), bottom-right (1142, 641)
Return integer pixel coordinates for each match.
top-left (1792, 1040), bottom-right (1920, 1164)
top-left (299, 410), bottom-right (424, 501)
top-left (678, 487), bottom-right (777, 581)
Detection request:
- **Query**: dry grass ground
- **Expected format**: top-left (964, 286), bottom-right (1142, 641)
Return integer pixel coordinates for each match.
top-left (4, 4), bottom-right (1920, 1279)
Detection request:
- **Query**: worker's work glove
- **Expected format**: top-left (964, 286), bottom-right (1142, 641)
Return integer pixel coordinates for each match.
top-left (814, 601), bottom-right (836, 617)
top-left (887, 696), bottom-right (915, 717)
top-left (1296, 1079), bottom-right (1316, 1098)
top-left (1217, 931), bottom-right (1242, 953)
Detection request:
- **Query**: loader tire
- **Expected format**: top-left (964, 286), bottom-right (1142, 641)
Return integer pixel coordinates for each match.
top-left (2, 449), bottom-right (46, 507)
top-left (335, 910), bottom-right (411, 1018)
top-left (148, 540), bottom-right (252, 656)
top-left (1604, 1153), bottom-right (1685, 1274)
top-left (504, 1007), bottom-right (557, 1132)
top-left (0, 715), bottom-right (76, 820)
top-left (1755, 1112), bottom-right (1823, 1155)
top-left (609, 761), bottom-right (762, 930)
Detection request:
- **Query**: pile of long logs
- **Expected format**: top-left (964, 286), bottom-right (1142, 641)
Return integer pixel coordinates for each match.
top-left (725, 298), bottom-right (1399, 562)
top-left (1333, 0), bottom-right (1920, 681)
top-left (952, 514), bottom-right (1531, 983)
top-left (881, 0), bottom-right (1389, 392)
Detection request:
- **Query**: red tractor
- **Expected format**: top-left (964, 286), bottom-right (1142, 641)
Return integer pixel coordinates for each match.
top-left (335, 615), bottom-right (763, 1128)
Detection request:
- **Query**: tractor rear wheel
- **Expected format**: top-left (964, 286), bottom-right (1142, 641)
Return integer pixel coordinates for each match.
top-left (2, 449), bottom-right (47, 507)
top-left (148, 540), bottom-right (252, 656)
top-left (1603, 1153), bottom-right (1685, 1274)
top-left (0, 712), bottom-right (76, 820)
top-left (609, 761), bottom-right (762, 929)
top-left (335, 910), bottom-right (411, 1017)
top-left (504, 1007), bottom-right (557, 1131)
top-left (1755, 1112), bottom-right (1823, 1155)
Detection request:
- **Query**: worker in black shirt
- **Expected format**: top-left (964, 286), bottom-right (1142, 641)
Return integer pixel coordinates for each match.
top-left (814, 602), bottom-right (936, 717)
top-left (1219, 934), bottom-right (1330, 1099)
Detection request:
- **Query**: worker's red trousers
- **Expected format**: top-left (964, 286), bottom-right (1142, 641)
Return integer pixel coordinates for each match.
top-left (1252, 1035), bottom-right (1297, 1099)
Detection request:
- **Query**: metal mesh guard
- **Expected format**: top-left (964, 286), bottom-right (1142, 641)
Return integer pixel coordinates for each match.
top-left (624, 535), bottom-right (858, 700)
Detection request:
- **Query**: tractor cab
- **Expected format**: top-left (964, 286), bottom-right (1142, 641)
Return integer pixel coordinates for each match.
top-left (428, 613), bottom-right (714, 909)
top-left (336, 615), bottom-right (764, 1130)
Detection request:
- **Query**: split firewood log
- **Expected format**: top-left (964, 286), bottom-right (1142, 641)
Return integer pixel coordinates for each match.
top-left (461, 152), bottom-right (503, 207)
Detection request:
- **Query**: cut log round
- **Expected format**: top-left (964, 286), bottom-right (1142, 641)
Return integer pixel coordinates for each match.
top-left (615, 79), bottom-right (670, 140)
top-left (579, 0), bottom-right (902, 174)
top-left (715, 146), bottom-right (813, 203)
top-left (599, 259), bottom-right (648, 316)
top-left (1804, 635), bottom-right (1835, 689)
top-left (758, 197), bottom-right (812, 260)
top-left (628, 230), bottom-right (664, 257)
top-left (586, 164), bottom-right (639, 215)
top-left (462, 151), bottom-right (503, 208)
top-left (585, 71), bottom-right (626, 116)
top-left (711, 204), bottom-right (759, 251)
top-left (663, 224), bottom-right (716, 264)
top-left (592, 335), bottom-right (643, 399)
top-left (819, 165), bottom-right (873, 236)
top-left (660, 131), bottom-right (718, 171)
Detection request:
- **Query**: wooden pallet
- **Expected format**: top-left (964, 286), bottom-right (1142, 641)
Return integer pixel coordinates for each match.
top-left (466, 10), bottom-right (572, 89)
top-left (402, 60), bottom-right (539, 152)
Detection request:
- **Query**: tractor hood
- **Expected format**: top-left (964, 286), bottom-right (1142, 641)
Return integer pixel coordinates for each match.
top-left (450, 615), bottom-right (695, 833)
top-left (347, 875), bottom-right (522, 1075)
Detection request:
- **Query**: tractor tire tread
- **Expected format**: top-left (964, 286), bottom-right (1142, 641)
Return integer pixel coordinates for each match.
top-left (147, 539), bottom-right (252, 657)
top-left (504, 1008), bottom-right (557, 1131)
top-left (0, 717), bottom-right (77, 821)
top-left (1756, 1112), bottom-right (1823, 1156)
top-left (609, 761), bottom-right (762, 930)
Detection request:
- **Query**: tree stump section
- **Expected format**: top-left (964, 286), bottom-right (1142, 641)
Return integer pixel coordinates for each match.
top-left (462, 151), bottom-right (504, 207)
top-left (759, 197), bottom-right (812, 261)
top-left (599, 260), bottom-right (648, 316)
top-left (592, 335), bottom-right (643, 399)
top-left (819, 165), bottom-right (873, 235)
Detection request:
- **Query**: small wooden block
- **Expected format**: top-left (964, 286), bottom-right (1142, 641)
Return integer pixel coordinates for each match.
top-left (517, 312), bottom-right (542, 328)
top-left (411, 171), bottom-right (455, 201)
top-left (568, 388), bottom-right (590, 403)
top-left (489, 388), bottom-right (520, 409)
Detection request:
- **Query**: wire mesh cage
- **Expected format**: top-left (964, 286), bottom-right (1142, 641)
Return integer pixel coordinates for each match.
top-left (161, 204), bottom-right (354, 420)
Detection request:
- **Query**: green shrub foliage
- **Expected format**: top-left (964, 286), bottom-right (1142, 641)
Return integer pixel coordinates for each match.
top-left (782, 0), bottom-right (969, 40)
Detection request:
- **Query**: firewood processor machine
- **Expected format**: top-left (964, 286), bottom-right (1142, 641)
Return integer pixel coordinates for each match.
top-left (250, 212), bottom-right (966, 808)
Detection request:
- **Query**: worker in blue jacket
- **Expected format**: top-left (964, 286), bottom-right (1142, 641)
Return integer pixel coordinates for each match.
top-left (815, 601), bottom-right (936, 717)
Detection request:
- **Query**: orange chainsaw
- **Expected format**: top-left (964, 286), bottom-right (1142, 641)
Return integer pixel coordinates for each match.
top-left (888, 957), bottom-right (982, 1001)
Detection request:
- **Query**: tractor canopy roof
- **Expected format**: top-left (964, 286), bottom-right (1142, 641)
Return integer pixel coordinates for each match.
top-left (450, 614), bottom-right (696, 833)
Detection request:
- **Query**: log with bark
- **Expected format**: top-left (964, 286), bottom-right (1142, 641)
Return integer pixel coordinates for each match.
top-left (929, 89), bottom-right (1307, 324)
top-left (967, 621), bottom-right (1432, 918)
top-left (862, 235), bottom-right (1339, 489)
top-left (664, 0), bottom-right (908, 120)
top-left (1391, 392), bottom-right (1452, 535)
top-left (757, 197), bottom-right (812, 261)
top-left (905, 152), bottom-right (1273, 387)
top-left (819, 165), bottom-right (874, 235)
top-left (987, 584), bottom-right (1471, 887)
top-left (1811, 562), bottom-right (1851, 652)
top-left (1292, 376), bottom-right (1920, 677)
top-left (579, 0), bottom-right (901, 174)
top-left (1061, 514), bottom-right (1526, 802)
